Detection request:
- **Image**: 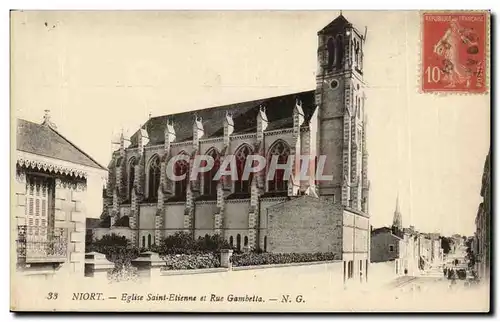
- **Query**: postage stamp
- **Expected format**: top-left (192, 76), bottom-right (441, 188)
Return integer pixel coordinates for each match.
top-left (421, 11), bottom-right (489, 94)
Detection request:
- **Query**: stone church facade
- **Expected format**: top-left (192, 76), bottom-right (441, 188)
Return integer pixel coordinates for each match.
top-left (103, 15), bottom-right (370, 280)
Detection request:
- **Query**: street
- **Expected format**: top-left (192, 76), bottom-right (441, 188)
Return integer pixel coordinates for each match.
top-left (373, 244), bottom-right (490, 312)
top-left (396, 242), bottom-right (471, 292)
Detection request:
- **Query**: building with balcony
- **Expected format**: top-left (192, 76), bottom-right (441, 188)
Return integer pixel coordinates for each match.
top-left (13, 112), bottom-right (107, 279)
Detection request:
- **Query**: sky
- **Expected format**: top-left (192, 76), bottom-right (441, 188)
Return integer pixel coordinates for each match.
top-left (11, 11), bottom-right (490, 236)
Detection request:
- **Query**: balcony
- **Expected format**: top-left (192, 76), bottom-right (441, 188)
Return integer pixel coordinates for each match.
top-left (16, 225), bottom-right (68, 264)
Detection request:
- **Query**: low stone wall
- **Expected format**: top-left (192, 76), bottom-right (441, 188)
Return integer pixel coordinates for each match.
top-left (84, 250), bottom-right (345, 291)
top-left (232, 260), bottom-right (340, 271)
top-left (161, 267), bottom-right (229, 276)
top-left (158, 258), bottom-right (345, 292)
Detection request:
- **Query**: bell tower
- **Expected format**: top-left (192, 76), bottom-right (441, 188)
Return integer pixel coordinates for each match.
top-left (316, 14), bottom-right (368, 213)
top-left (392, 194), bottom-right (403, 234)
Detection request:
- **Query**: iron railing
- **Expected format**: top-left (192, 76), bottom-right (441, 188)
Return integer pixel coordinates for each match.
top-left (17, 225), bottom-right (68, 263)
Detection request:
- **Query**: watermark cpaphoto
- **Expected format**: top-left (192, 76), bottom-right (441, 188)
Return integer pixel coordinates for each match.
top-left (165, 154), bottom-right (334, 182)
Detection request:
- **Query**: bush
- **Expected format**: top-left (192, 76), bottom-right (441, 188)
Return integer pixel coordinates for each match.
top-left (86, 232), bottom-right (229, 275)
top-left (86, 234), bottom-right (140, 271)
top-left (156, 232), bottom-right (197, 255)
top-left (231, 252), bottom-right (338, 267)
top-left (162, 253), bottom-right (220, 270)
top-left (108, 264), bottom-right (139, 283)
top-left (155, 232), bottom-right (230, 255)
top-left (87, 233), bottom-right (129, 249)
top-left (195, 234), bottom-right (231, 252)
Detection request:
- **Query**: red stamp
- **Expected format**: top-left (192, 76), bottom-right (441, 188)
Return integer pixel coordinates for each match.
top-left (421, 11), bottom-right (489, 93)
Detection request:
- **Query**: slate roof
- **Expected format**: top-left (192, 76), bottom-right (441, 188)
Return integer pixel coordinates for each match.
top-left (371, 227), bottom-right (392, 235)
top-left (17, 119), bottom-right (106, 170)
top-left (318, 14), bottom-right (352, 35)
top-left (371, 227), bottom-right (403, 240)
top-left (129, 90), bottom-right (316, 148)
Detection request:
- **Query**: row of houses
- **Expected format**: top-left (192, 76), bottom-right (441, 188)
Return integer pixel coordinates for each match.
top-left (370, 197), bottom-right (443, 277)
top-left (472, 149), bottom-right (491, 281)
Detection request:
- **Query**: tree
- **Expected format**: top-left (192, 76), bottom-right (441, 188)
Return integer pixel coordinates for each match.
top-left (465, 237), bottom-right (476, 268)
top-left (440, 236), bottom-right (452, 255)
top-left (86, 233), bottom-right (139, 270)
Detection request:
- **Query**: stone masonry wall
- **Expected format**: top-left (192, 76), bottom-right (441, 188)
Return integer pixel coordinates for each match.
top-left (267, 196), bottom-right (342, 254)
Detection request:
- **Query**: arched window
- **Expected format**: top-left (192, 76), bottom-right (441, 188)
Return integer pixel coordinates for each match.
top-left (142, 236), bottom-right (146, 248)
top-left (326, 37), bottom-right (335, 70)
top-left (335, 35), bottom-right (343, 69)
top-left (229, 236), bottom-right (234, 248)
top-left (174, 152), bottom-right (190, 198)
top-left (264, 236), bottom-right (267, 252)
top-left (234, 144), bottom-right (252, 194)
top-left (314, 156), bottom-right (319, 187)
top-left (204, 148), bottom-right (220, 197)
top-left (355, 41), bottom-right (360, 68)
top-left (360, 51), bottom-right (364, 71)
top-left (128, 158), bottom-right (136, 202)
top-left (236, 234), bottom-right (241, 252)
top-left (267, 140), bottom-right (291, 192)
top-left (147, 234), bottom-right (152, 248)
top-left (357, 97), bottom-right (361, 118)
top-left (244, 236), bottom-right (248, 247)
top-left (148, 155), bottom-right (161, 201)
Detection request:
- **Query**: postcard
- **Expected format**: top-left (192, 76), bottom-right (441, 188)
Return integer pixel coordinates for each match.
top-left (10, 10), bottom-right (491, 312)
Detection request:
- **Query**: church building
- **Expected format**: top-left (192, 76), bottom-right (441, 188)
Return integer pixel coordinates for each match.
top-left (103, 15), bottom-right (370, 280)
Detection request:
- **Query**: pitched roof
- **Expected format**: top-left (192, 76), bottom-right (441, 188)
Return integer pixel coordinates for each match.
top-left (17, 119), bottom-right (106, 170)
top-left (318, 15), bottom-right (352, 35)
top-left (371, 227), bottom-right (392, 235)
top-left (371, 227), bottom-right (404, 240)
top-left (129, 90), bottom-right (316, 148)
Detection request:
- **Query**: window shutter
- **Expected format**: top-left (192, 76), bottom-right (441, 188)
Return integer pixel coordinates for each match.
top-left (26, 176), bottom-right (50, 241)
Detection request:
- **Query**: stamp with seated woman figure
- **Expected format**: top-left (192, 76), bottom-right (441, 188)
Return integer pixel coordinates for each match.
top-left (421, 11), bottom-right (489, 94)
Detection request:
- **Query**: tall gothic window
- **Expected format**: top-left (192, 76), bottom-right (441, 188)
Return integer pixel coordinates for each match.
top-left (335, 35), bottom-right (343, 69)
top-left (234, 144), bottom-right (252, 194)
top-left (354, 40), bottom-right (360, 67)
top-left (128, 158), bottom-right (136, 202)
top-left (267, 140), bottom-right (291, 192)
top-left (174, 152), bottom-right (190, 198)
top-left (326, 37), bottom-right (335, 71)
top-left (236, 234), bottom-right (242, 252)
top-left (357, 97), bottom-right (361, 119)
top-left (314, 156), bottom-right (319, 187)
top-left (148, 155), bottom-right (161, 201)
top-left (203, 148), bottom-right (220, 197)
